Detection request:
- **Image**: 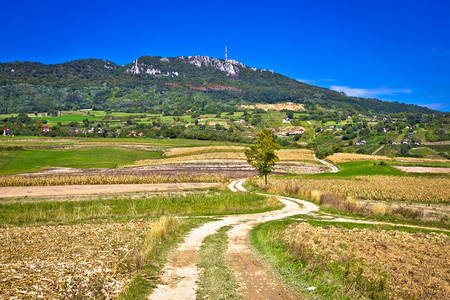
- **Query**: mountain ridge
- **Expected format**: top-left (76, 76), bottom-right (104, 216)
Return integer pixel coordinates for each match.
top-left (0, 56), bottom-right (436, 115)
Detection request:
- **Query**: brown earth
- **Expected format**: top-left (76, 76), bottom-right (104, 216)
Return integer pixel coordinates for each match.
top-left (19, 161), bottom-right (327, 178)
top-left (394, 166), bottom-right (450, 173)
top-left (0, 183), bottom-right (219, 198)
top-left (227, 221), bottom-right (299, 300)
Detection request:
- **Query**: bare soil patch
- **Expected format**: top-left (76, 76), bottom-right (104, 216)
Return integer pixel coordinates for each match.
top-left (394, 166), bottom-right (450, 173)
top-left (0, 220), bottom-right (151, 299)
top-left (17, 160), bottom-right (326, 178)
top-left (227, 222), bottom-right (299, 300)
top-left (0, 183), bottom-right (219, 198)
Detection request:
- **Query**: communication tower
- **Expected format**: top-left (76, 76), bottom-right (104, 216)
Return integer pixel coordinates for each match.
top-left (225, 45), bottom-right (228, 62)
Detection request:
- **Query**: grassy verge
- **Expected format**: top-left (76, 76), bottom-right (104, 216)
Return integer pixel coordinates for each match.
top-left (121, 217), bottom-right (207, 299)
top-left (250, 220), bottom-right (349, 299)
top-left (0, 189), bottom-right (282, 226)
top-left (197, 226), bottom-right (241, 300)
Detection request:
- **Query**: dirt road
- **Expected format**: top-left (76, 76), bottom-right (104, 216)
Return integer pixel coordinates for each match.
top-left (0, 183), bottom-right (220, 198)
top-left (314, 155), bottom-right (339, 173)
top-left (148, 180), bottom-right (318, 299)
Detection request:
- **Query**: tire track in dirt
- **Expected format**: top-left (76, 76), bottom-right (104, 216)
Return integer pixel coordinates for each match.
top-left (148, 181), bottom-right (318, 300)
top-left (226, 195), bottom-right (318, 300)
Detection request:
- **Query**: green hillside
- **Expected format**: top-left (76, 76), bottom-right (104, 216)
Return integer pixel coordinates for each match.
top-left (0, 56), bottom-right (435, 115)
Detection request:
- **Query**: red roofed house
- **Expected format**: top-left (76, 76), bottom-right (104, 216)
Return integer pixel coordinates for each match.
top-left (42, 126), bottom-right (50, 132)
top-left (3, 127), bottom-right (12, 136)
top-left (287, 128), bottom-right (305, 135)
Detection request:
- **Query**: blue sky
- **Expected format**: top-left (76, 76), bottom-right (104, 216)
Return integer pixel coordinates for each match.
top-left (1, 0), bottom-right (449, 111)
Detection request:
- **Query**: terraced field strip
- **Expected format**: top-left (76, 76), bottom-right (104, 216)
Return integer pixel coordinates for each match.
top-left (0, 182), bottom-right (220, 198)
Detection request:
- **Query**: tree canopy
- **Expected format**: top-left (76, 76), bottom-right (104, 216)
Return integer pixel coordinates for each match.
top-left (244, 129), bottom-right (281, 184)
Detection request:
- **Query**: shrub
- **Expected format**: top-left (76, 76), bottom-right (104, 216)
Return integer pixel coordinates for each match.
top-left (371, 203), bottom-right (389, 216)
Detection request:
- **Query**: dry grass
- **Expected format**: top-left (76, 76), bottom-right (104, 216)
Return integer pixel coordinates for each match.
top-left (326, 153), bottom-right (392, 163)
top-left (127, 152), bottom-right (246, 167)
top-left (257, 176), bottom-right (450, 203)
top-left (284, 223), bottom-right (450, 299)
top-left (238, 102), bottom-right (305, 111)
top-left (129, 149), bottom-right (316, 167)
top-left (0, 174), bottom-right (228, 187)
top-left (137, 216), bottom-right (179, 267)
top-left (278, 149), bottom-right (316, 162)
top-left (0, 219), bottom-right (172, 299)
top-left (371, 203), bottom-right (389, 216)
top-left (394, 157), bottom-right (450, 163)
top-left (163, 146), bottom-right (246, 157)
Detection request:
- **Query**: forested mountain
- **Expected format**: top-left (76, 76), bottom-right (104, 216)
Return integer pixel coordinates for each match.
top-left (0, 56), bottom-right (434, 115)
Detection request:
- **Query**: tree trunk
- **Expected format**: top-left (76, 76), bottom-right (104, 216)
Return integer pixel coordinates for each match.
top-left (265, 173), bottom-right (268, 185)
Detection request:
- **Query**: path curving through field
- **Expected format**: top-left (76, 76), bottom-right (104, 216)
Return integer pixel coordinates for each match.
top-left (148, 180), bottom-right (318, 299)
top-left (314, 154), bottom-right (339, 173)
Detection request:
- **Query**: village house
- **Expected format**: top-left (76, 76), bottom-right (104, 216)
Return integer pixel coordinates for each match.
top-left (287, 128), bottom-right (304, 135)
top-left (355, 139), bottom-right (366, 145)
top-left (197, 117), bottom-right (204, 122)
top-left (42, 126), bottom-right (50, 132)
top-left (3, 127), bottom-right (12, 136)
top-left (282, 118), bottom-right (291, 124)
top-left (86, 127), bottom-right (96, 134)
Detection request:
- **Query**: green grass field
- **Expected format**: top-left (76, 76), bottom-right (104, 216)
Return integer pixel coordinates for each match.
top-left (33, 114), bottom-right (97, 123)
top-left (0, 190), bottom-right (281, 226)
top-left (0, 148), bottom-right (162, 174)
top-left (309, 160), bottom-right (405, 178)
top-left (0, 136), bottom-right (247, 147)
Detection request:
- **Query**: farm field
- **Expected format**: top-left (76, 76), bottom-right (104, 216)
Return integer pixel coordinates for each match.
top-left (1, 136), bottom-right (449, 299)
top-left (251, 220), bottom-right (450, 300)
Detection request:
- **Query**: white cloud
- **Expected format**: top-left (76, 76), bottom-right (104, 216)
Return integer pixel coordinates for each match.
top-left (297, 78), bottom-right (335, 85)
top-left (296, 79), bottom-right (316, 84)
top-left (418, 102), bottom-right (447, 110)
top-left (330, 86), bottom-right (412, 98)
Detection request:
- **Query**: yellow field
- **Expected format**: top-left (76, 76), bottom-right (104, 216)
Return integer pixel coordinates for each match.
top-left (394, 157), bottom-right (450, 163)
top-left (278, 149), bottom-right (316, 162)
top-left (258, 176), bottom-right (450, 203)
top-left (163, 146), bottom-right (246, 156)
top-left (326, 153), bottom-right (392, 163)
top-left (128, 149), bottom-right (316, 167)
top-left (284, 223), bottom-right (450, 299)
top-left (238, 102), bottom-right (305, 111)
top-left (0, 174), bottom-right (228, 186)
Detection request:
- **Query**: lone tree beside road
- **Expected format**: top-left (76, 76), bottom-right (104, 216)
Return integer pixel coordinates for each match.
top-left (245, 129), bottom-right (281, 184)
